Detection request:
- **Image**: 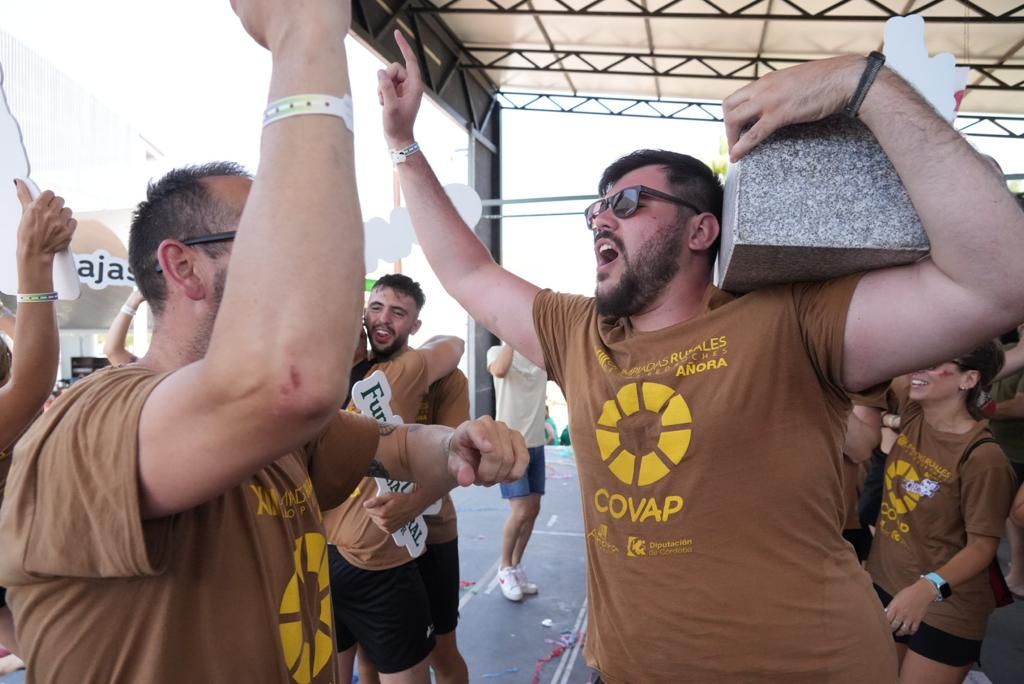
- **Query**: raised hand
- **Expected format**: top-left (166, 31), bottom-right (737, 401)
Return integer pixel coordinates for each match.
top-left (229, 0), bottom-right (351, 51)
top-left (378, 29), bottom-right (424, 149)
top-left (723, 55), bottom-right (864, 162)
top-left (15, 181), bottom-right (76, 265)
top-left (446, 416), bottom-right (528, 487)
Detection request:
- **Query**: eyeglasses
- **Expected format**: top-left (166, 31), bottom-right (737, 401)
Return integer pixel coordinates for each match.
top-left (155, 231), bottom-right (236, 273)
top-left (584, 185), bottom-right (703, 231)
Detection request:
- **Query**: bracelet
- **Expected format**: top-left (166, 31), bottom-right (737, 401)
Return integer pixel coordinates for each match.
top-left (845, 51), bottom-right (886, 119)
top-left (263, 94), bottom-right (353, 132)
top-left (390, 142), bottom-right (421, 165)
top-left (121, 305), bottom-right (138, 317)
top-left (17, 292), bottom-right (58, 303)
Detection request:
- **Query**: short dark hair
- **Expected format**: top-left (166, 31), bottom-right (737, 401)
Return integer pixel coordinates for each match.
top-left (599, 149), bottom-right (724, 223)
top-left (372, 273), bottom-right (425, 313)
top-left (128, 162), bottom-right (251, 315)
top-left (598, 150), bottom-right (724, 262)
top-left (954, 341), bottom-right (1005, 421)
top-left (0, 336), bottom-right (10, 387)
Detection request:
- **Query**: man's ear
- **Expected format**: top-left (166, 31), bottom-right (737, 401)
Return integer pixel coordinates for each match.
top-left (411, 318), bottom-right (422, 336)
top-left (688, 213), bottom-right (721, 254)
top-left (157, 240), bottom-right (206, 301)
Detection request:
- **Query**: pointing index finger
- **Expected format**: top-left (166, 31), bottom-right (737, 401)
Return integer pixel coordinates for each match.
top-left (394, 29), bottom-right (420, 79)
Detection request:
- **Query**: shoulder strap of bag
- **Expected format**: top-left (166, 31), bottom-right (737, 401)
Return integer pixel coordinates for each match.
top-left (959, 437), bottom-right (998, 468)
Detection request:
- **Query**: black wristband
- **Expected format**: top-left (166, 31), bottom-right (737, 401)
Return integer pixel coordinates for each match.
top-left (845, 51), bottom-right (886, 119)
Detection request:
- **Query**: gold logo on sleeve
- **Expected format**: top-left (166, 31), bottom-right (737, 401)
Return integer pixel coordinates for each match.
top-left (595, 382), bottom-right (693, 487)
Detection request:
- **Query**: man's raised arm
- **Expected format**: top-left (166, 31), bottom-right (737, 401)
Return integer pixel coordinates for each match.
top-left (378, 30), bottom-right (544, 368)
top-left (137, 0), bottom-right (365, 518)
top-left (724, 56), bottom-right (1024, 391)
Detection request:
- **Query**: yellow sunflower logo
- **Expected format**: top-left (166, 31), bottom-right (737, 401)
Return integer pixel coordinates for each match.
top-left (279, 533), bottom-right (334, 683)
top-left (595, 382), bottom-right (693, 487)
top-left (885, 459), bottom-right (922, 515)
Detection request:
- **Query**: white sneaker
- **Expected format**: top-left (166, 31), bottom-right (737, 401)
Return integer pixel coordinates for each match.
top-left (497, 565), bottom-right (523, 601)
top-left (514, 565), bottom-right (538, 595)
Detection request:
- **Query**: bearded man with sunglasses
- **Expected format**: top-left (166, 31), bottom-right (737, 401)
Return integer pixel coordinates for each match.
top-left (378, 29), bottom-right (1024, 684)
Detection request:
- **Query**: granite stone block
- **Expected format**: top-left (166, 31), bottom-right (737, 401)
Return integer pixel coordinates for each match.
top-left (717, 114), bottom-right (929, 293)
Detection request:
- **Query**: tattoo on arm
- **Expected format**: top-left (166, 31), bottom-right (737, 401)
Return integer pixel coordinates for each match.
top-left (366, 459), bottom-right (391, 479)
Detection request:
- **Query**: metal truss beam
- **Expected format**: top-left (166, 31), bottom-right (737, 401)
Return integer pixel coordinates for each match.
top-left (496, 91), bottom-right (1024, 139)
top-left (416, 0), bottom-right (1024, 22)
top-left (466, 48), bottom-right (1024, 91)
top-left (351, 0), bottom-right (501, 149)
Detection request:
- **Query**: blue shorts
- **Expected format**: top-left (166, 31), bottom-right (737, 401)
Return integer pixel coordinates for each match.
top-left (500, 445), bottom-right (545, 498)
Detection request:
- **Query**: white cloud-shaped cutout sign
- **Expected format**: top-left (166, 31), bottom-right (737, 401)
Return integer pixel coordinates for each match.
top-left (364, 183), bottom-right (483, 272)
top-left (0, 61), bottom-right (79, 298)
top-left (884, 15), bottom-right (966, 123)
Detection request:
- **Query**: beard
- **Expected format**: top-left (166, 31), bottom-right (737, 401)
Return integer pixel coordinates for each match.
top-left (189, 265), bottom-right (228, 360)
top-left (595, 220), bottom-right (685, 318)
top-left (366, 322), bottom-right (408, 361)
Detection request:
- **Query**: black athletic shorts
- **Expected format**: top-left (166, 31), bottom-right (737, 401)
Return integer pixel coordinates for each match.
top-left (873, 584), bottom-right (982, 667)
top-left (328, 545), bottom-right (434, 673)
top-left (416, 538), bottom-right (460, 635)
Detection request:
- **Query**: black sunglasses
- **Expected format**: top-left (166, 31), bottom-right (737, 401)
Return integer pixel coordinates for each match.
top-left (584, 185), bottom-right (703, 231)
top-left (155, 231), bottom-right (237, 273)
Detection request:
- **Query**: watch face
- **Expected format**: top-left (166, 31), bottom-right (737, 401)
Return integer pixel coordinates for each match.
top-left (939, 582), bottom-right (952, 599)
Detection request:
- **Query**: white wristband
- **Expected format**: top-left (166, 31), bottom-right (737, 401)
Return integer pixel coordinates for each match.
top-left (263, 94), bottom-right (354, 132)
top-left (121, 305), bottom-right (138, 317)
top-left (390, 142), bottom-right (421, 165)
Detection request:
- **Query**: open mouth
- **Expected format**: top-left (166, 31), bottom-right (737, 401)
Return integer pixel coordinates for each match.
top-left (595, 238), bottom-right (621, 269)
top-left (372, 327), bottom-right (394, 345)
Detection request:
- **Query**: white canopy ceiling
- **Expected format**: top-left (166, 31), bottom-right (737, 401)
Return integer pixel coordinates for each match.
top-left (417, 0), bottom-right (1023, 115)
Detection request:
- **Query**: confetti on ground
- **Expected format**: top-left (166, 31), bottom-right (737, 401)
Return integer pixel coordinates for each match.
top-left (541, 618), bottom-right (553, 627)
top-left (459, 580), bottom-right (476, 588)
top-left (482, 667), bottom-right (520, 678)
top-left (532, 631), bottom-right (580, 684)
top-left (546, 465), bottom-right (574, 480)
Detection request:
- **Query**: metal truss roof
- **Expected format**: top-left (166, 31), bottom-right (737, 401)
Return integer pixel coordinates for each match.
top-left (354, 0), bottom-right (1024, 140)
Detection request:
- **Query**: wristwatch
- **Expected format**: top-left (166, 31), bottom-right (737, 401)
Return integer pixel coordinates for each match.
top-left (390, 142), bottom-right (421, 164)
top-left (922, 572), bottom-right (952, 602)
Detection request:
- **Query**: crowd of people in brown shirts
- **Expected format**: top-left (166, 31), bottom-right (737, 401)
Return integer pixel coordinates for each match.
top-left (2, 0), bottom-right (1024, 682)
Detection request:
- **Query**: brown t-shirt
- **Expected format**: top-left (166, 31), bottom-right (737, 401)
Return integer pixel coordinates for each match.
top-left (417, 369), bottom-right (469, 544)
top-left (841, 456), bottom-right (867, 531)
top-left (0, 365), bottom-right (380, 683)
top-left (324, 349), bottom-right (448, 569)
top-left (533, 276), bottom-right (897, 683)
top-left (866, 386), bottom-right (1015, 639)
top-left (0, 447), bottom-right (10, 505)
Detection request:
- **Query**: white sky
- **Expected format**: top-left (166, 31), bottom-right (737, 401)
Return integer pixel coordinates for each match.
top-left (2, 0), bottom-right (1023, 361)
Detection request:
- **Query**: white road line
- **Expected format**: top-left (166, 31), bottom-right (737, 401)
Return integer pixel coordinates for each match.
top-left (558, 613), bottom-right (587, 684)
top-left (549, 599), bottom-right (588, 684)
top-left (533, 530), bottom-right (584, 537)
top-left (546, 514), bottom-right (559, 527)
top-left (458, 557), bottom-right (499, 611)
